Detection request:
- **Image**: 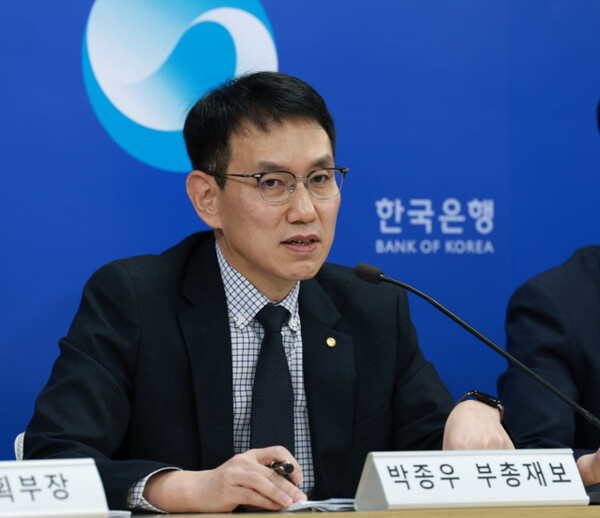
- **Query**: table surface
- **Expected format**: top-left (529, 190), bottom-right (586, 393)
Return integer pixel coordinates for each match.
top-left (136, 505), bottom-right (596, 517)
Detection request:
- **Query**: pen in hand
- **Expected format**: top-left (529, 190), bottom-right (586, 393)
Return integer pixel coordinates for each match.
top-left (270, 460), bottom-right (294, 476)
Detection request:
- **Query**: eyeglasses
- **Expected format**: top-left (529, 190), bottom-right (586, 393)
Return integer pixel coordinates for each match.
top-left (207, 166), bottom-right (349, 203)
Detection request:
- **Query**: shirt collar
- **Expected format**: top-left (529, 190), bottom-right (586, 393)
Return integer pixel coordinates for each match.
top-left (215, 241), bottom-right (300, 331)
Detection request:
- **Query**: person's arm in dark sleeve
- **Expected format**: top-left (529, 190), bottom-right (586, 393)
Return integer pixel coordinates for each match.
top-left (498, 279), bottom-right (586, 452)
top-left (24, 261), bottom-right (174, 509)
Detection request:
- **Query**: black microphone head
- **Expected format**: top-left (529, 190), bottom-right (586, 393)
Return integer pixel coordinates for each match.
top-left (354, 263), bottom-right (384, 284)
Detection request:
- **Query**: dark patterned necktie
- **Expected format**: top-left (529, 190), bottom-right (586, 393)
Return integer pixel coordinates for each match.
top-left (250, 303), bottom-right (295, 455)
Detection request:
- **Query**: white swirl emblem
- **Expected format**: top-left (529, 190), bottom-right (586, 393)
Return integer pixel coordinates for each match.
top-left (83, 0), bottom-right (278, 172)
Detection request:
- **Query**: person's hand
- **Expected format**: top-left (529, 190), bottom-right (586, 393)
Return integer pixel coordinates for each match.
top-left (442, 399), bottom-right (515, 450)
top-left (576, 448), bottom-right (600, 486)
top-left (143, 446), bottom-right (307, 513)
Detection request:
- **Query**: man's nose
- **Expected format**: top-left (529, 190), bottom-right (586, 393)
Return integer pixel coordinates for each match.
top-left (287, 182), bottom-right (317, 221)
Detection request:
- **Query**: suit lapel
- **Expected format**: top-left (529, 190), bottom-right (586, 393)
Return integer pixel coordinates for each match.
top-left (299, 278), bottom-right (356, 498)
top-left (178, 236), bottom-right (234, 470)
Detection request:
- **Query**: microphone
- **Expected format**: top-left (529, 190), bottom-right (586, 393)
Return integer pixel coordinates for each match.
top-left (354, 262), bottom-right (600, 432)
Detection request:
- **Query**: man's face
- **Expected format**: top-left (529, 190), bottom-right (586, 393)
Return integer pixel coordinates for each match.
top-left (211, 118), bottom-right (340, 301)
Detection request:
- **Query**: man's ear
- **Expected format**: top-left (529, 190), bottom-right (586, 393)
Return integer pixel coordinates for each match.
top-left (186, 170), bottom-right (222, 228)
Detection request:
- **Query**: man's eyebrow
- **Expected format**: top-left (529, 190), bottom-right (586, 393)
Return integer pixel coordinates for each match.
top-left (256, 160), bottom-right (286, 171)
top-left (256, 155), bottom-right (335, 172)
top-left (311, 155), bottom-right (335, 169)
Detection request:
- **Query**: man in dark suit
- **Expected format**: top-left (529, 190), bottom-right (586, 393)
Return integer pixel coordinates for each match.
top-left (498, 102), bottom-right (600, 488)
top-left (25, 72), bottom-right (512, 512)
top-left (498, 246), bottom-right (600, 486)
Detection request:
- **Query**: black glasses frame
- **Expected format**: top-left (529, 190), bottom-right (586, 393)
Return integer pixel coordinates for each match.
top-left (206, 166), bottom-right (349, 203)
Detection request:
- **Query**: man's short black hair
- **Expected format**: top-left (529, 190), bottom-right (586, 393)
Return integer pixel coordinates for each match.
top-left (183, 72), bottom-right (336, 188)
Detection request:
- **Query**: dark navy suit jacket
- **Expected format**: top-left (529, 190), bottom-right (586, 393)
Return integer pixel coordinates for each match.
top-left (25, 231), bottom-right (454, 509)
top-left (498, 246), bottom-right (600, 459)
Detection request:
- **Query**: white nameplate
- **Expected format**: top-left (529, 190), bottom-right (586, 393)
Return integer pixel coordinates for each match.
top-left (0, 458), bottom-right (109, 517)
top-left (354, 449), bottom-right (589, 511)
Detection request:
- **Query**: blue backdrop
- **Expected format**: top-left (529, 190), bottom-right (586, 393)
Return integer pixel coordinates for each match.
top-left (2, 0), bottom-right (599, 461)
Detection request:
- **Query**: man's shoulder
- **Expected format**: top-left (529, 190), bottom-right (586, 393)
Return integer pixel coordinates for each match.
top-left (515, 245), bottom-right (600, 302)
top-left (87, 231), bottom-right (214, 291)
top-left (106, 231), bottom-right (213, 269)
top-left (531, 245), bottom-right (600, 284)
top-left (314, 262), bottom-right (400, 300)
top-left (567, 245), bottom-right (600, 271)
top-left (316, 262), bottom-right (365, 289)
top-left (315, 262), bottom-right (354, 280)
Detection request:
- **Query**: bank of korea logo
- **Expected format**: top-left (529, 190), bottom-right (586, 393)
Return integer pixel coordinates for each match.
top-left (82, 0), bottom-right (278, 172)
